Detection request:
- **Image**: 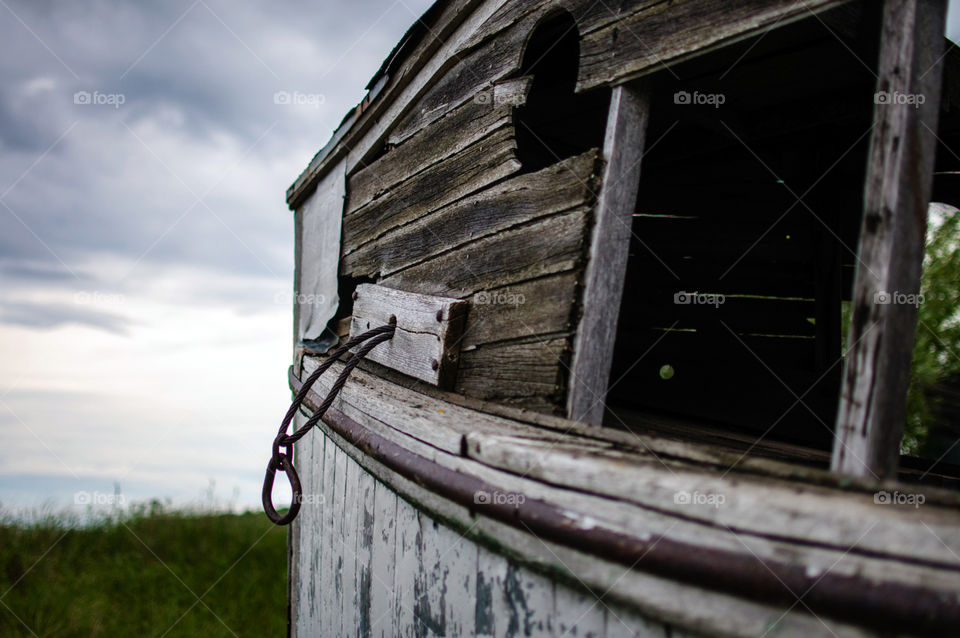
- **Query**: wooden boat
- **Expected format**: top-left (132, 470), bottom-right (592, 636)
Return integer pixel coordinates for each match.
top-left (275, 1), bottom-right (960, 635)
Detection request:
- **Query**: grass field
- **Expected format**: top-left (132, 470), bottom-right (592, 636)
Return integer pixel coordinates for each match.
top-left (0, 506), bottom-right (288, 637)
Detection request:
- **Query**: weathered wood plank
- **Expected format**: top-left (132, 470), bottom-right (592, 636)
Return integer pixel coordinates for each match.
top-left (832, 0), bottom-right (948, 478)
top-left (341, 149), bottom-right (600, 279)
top-left (604, 602), bottom-right (669, 638)
top-left (474, 544), bottom-right (504, 638)
top-left (303, 408), bottom-right (901, 638)
top-left (330, 444), bottom-right (348, 635)
top-left (462, 273), bottom-right (580, 348)
top-left (393, 500), bottom-right (421, 633)
top-left (553, 583), bottom-right (605, 638)
top-left (382, 208), bottom-right (591, 299)
top-left (388, 13), bottom-right (534, 146)
top-left (415, 516), bottom-right (478, 637)
top-left (342, 126), bottom-right (520, 251)
top-left (297, 359), bottom-right (960, 569)
top-left (317, 431), bottom-right (338, 637)
top-left (299, 352), bottom-right (960, 501)
top-left (457, 336), bottom-right (570, 407)
top-left (498, 560), bottom-right (555, 637)
top-left (464, 432), bottom-right (960, 569)
top-left (370, 481), bottom-right (398, 638)
top-left (287, 0), bottom-right (501, 207)
top-left (341, 445), bottom-right (360, 636)
top-left (347, 99), bottom-right (513, 215)
top-left (577, 0), bottom-right (851, 91)
top-left (567, 82), bottom-right (652, 425)
top-left (356, 462), bottom-right (377, 637)
top-left (350, 284), bottom-right (468, 388)
top-left (291, 413), bottom-right (321, 637)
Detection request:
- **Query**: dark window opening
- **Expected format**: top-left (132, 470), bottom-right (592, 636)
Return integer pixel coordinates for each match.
top-left (514, 11), bottom-right (609, 172)
top-left (606, 4), bottom-right (880, 462)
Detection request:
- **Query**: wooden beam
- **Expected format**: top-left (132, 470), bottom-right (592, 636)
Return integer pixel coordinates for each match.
top-left (567, 82), bottom-right (652, 424)
top-left (832, 0), bottom-right (948, 478)
top-left (349, 284), bottom-right (468, 388)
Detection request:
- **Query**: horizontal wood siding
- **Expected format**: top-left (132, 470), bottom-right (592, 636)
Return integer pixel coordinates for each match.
top-left (577, 0), bottom-right (850, 90)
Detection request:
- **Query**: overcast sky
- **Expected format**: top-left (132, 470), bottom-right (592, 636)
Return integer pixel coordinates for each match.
top-left (2, 1), bottom-right (960, 517)
top-left (0, 0), bottom-right (434, 516)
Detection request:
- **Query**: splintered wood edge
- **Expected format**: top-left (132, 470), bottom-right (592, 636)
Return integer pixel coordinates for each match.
top-left (349, 283), bottom-right (468, 388)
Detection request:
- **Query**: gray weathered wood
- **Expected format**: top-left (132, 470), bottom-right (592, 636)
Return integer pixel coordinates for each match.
top-left (287, 0), bottom-right (503, 208)
top-left (350, 283), bottom-right (468, 388)
top-left (393, 493), bottom-right (421, 632)
top-left (341, 149), bottom-right (600, 279)
top-left (341, 446), bottom-right (360, 636)
top-left (554, 583), bottom-right (606, 638)
top-left (567, 82), bottom-right (652, 425)
top-left (461, 272), bottom-right (580, 348)
top-left (382, 208), bottom-right (590, 299)
top-left (347, 100), bottom-right (513, 215)
top-left (577, 0), bottom-right (851, 91)
top-left (457, 335), bottom-right (570, 409)
top-left (299, 357), bottom-right (960, 568)
top-left (342, 126), bottom-right (520, 251)
top-left (301, 417), bottom-right (884, 638)
top-left (387, 12), bottom-right (534, 146)
top-left (357, 460), bottom-right (377, 637)
top-left (318, 429), bottom-right (338, 636)
top-left (832, 0), bottom-right (948, 478)
top-left (370, 481), bottom-right (398, 638)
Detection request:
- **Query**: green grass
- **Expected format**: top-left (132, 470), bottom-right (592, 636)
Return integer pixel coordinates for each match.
top-left (0, 506), bottom-right (288, 637)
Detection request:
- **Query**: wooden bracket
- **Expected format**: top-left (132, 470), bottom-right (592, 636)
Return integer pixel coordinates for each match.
top-left (349, 284), bottom-right (468, 388)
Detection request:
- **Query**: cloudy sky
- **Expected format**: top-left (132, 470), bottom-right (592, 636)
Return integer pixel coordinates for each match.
top-left (0, 0), bottom-right (433, 516)
top-left (2, 1), bottom-right (960, 518)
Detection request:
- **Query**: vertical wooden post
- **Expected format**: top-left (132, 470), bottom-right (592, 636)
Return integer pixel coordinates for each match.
top-left (832, 0), bottom-right (947, 477)
top-left (567, 81), bottom-right (652, 424)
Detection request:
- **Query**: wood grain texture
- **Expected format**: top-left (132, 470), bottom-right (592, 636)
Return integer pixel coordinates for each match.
top-left (287, 0), bottom-right (499, 208)
top-left (567, 82), bottom-right (652, 425)
top-left (382, 208), bottom-right (591, 299)
top-left (387, 12), bottom-right (535, 146)
top-left (347, 98), bottom-right (514, 216)
top-left (298, 357), bottom-right (960, 570)
top-left (342, 126), bottom-right (521, 251)
top-left (349, 284), bottom-right (468, 388)
top-left (341, 149), bottom-right (600, 279)
top-left (370, 481), bottom-right (397, 638)
top-left (295, 420), bottom-right (884, 638)
top-left (457, 336), bottom-right (570, 406)
top-left (832, 0), bottom-right (948, 478)
top-left (577, 0), bottom-right (851, 91)
top-left (462, 273), bottom-right (581, 348)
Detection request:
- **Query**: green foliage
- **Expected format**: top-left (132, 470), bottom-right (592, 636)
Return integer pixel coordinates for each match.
top-left (904, 204), bottom-right (960, 454)
top-left (0, 507), bottom-right (287, 638)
